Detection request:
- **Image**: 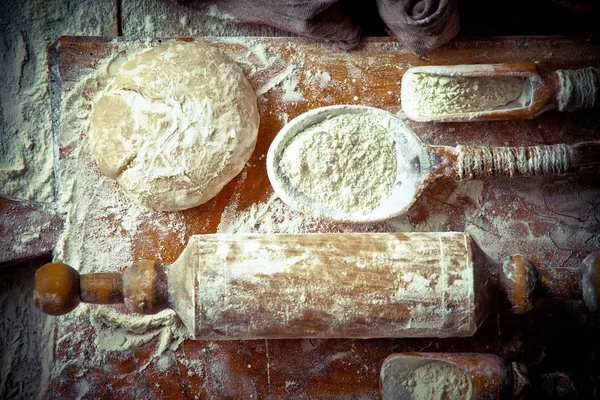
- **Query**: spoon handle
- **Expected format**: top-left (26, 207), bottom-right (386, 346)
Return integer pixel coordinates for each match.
top-left (442, 140), bottom-right (600, 180)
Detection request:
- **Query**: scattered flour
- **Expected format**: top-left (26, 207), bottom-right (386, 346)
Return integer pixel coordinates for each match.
top-left (87, 305), bottom-right (190, 366)
top-left (213, 40), bottom-right (306, 104)
top-left (402, 73), bottom-right (524, 117)
top-left (0, 0), bottom-right (115, 203)
top-left (279, 113), bottom-right (397, 214)
top-left (281, 68), bottom-right (305, 103)
top-left (254, 64), bottom-right (304, 101)
top-left (308, 70), bottom-right (332, 86)
top-left (0, 261), bottom-right (50, 400)
top-left (402, 361), bottom-right (472, 400)
top-left (53, 41), bottom-right (188, 273)
top-left (46, 39), bottom-right (190, 397)
top-left (0, 1), bottom-right (114, 398)
top-left (218, 194), bottom-right (327, 234)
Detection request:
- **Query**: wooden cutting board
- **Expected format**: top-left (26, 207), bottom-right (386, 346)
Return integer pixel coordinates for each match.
top-left (44, 36), bottom-right (600, 399)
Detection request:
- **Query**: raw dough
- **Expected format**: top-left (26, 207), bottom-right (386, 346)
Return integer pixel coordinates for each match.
top-left (89, 42), bottom-right (259, 211)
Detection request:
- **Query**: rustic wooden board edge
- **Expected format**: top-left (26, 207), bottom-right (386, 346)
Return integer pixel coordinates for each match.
top-left (0, 195), bottom-right (63, 265)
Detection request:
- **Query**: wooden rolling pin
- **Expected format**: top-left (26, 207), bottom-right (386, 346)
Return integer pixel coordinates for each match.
top-left (34, 232), bottom-right (491, 339)
top-left (33, 233), bottom-right (599, 340)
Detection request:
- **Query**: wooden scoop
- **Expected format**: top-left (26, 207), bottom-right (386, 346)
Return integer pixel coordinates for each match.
top-left (33, 233), bottom-right (600, 340)
top-left (401, 63), bottom-right (600, 122)
top-left (266, 105), bottom-right (599, 223)
top-left (382, 351), bottom-right (600, 399)
top-left (380, 352), bottom-right (525, 400)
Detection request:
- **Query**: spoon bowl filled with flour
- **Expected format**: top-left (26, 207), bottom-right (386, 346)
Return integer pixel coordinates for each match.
top-left (266, 105), bottom-right (434, 223)
top-left (267, 105), bottom-right (594, 223)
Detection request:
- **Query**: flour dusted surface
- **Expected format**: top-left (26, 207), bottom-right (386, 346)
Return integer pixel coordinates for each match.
top-left (279, 113), bottom-right (397, 214)
top-left (13, 32), bottom-right (598, 398)
top-left (0, 0), bottom-right (114, 203)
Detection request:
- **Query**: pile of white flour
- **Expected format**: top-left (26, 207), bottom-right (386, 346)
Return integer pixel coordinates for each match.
top-left (402, 73), bottom-right (524, 117)
top-left (278, 113), bottom-right (397, 214)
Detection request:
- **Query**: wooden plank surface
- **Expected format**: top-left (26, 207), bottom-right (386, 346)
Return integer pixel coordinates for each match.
top-left (46, 36), bottom-right (600, 399)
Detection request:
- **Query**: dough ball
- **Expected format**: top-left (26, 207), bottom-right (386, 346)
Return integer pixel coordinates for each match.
top-left (89, 42), bottom-right (259, 211)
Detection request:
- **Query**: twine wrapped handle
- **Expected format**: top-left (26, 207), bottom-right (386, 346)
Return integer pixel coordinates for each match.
top-left (556, 67), bottom-right (600, 111)
top-left (451, 141), bottom-right (600, 180)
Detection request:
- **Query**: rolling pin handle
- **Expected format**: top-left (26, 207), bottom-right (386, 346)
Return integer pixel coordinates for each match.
top-left (501, 253), bottom-right (600, 314)
top-left (500, 254), bottom-right (539, 314)
top-left (581, 254), bottom-right (600, 312)
top-left (34, 262), bottom-right (124, 315)
top-left (34, 260), bottom-right (169, 316)
top-left (34, 262), bottom-right (83, 315)
top-left (122, 260), bottom-right (169, 315)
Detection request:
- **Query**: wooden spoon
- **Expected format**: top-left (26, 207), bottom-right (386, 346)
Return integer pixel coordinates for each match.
top-left (401, 63), bottom-right (599, 122)
top-left (266, 105), bottom-right (599, 223)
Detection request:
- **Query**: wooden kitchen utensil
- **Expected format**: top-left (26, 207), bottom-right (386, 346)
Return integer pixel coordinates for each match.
top-left (34, 232), bottom-right (600, 340)
top-left (266, 105), bottom-right (599, 223)
top-left (401, 63), bottom-right (599, 122)
top-left (381, 352), bottom-right (600, 399)
top-left (501, 253), bottom-right (600, 314)
top-left (380, 352), bottom-right (524, 400)
top-left (35, 232), bottom-right (492, 340)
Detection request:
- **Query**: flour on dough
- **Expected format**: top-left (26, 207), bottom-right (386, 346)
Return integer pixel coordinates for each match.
top-left (89, 42), bottom-right (259, 211)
